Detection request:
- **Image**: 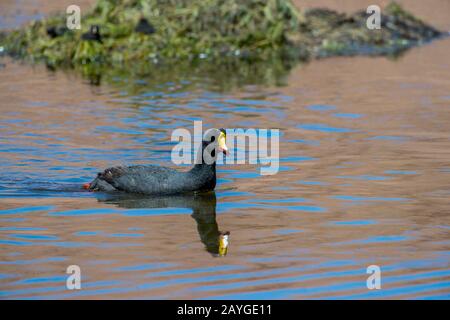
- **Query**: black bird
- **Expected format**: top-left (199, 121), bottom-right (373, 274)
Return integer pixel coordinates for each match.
top-left (84, 128), bottom-right (229, 195)
top-left (81, 25), bottom-right (102, 43)
top-left (98, 192), bottom-right (230, 256)
top-left (135, 18), bottom-right (156, 35)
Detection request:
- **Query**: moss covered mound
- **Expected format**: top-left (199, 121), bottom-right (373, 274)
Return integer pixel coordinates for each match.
top-left (302, 2), bottom-right (443, 57)
top-left (0, 1), bottom-right (444, 72)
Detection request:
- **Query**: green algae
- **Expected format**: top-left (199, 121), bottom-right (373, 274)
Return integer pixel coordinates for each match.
top-left (1, 0), bottom-right (304, 66)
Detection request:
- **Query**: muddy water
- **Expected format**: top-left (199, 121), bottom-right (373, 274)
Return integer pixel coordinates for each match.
top-left (1, 1), bottom-right (450, 299)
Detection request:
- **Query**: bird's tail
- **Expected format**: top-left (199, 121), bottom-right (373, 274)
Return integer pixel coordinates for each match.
top-left (82, 176), bottom-right (117, 192)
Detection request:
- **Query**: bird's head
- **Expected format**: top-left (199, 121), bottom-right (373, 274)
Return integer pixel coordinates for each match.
top-left (202, 128), bottom-right (229, 163)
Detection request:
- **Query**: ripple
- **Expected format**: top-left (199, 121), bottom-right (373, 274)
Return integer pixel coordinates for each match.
top-left (331, 195), bottom-right (409, 202)
top-left (274, 229), bottom-right (303, 235)
top-left (331, 220), bottom-right (376, 226)
top-left (385, 170), bottom-right (418, 175)
top-left (298, 180), bottom-right (329, 186)
top-left (49, 207), bottom-right (192, 217)
top-left (298, 124), bottom-right (357, 133)
top-left (368, 135), bottom-right (407, 141)
top-left (336, 175), bottom-right (390, 181)
top-left (0, 206), bottom-right (54, 215)
top-left (8, 234), bottom-right (58, 241)
top-left (333, 113), bottom-right (362, 119)
top-left (114, 263), bottom-right (176, 272)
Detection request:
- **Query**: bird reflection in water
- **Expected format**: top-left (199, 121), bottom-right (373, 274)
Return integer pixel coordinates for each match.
top-left (97, 192), bottom-right (230, 257)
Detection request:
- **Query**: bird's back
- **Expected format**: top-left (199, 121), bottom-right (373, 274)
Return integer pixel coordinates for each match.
top-left (89, 164), bottom-right (215, 195)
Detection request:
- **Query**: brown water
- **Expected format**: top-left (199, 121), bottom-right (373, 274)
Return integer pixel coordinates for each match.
top-left (0, 1), bottom-right (449, 299)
